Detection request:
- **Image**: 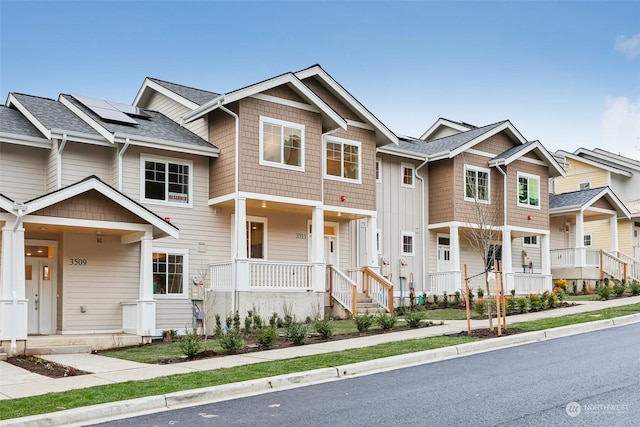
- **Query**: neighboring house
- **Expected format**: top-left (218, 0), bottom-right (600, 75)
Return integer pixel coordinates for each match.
top-left (378, 118), bottom-right (565, 297)
top-left (551, 148), bottom-right (640, 284)
top-left (0, 65), bottom-right (397, 355)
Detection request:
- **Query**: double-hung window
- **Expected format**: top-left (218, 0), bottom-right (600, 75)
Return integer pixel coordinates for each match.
top-left (376, 158), bottom-right (382, 183)
top-left (143, 156), bottom-right (192, 206)
top-left (464, 165), bottom-right (490, 203)
top-left (153, 249), bottom-right (187, 297)
top-left (401, 231), bottom-right (415, 256)
top-left (523, 236), bottom-right (539, 247)
top-left (518, 172), bottom-right (540, 208)
top-left (260, 116), bottom-right (304, 171)
top-left (325, 137), bottom-right (361, 183)
top-left (401, 163), bottom-right (415, 188)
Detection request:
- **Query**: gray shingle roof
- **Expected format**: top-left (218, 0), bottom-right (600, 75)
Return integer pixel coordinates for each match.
top-left (549, 187), bottom-right (608, 209)
top-left (491, 141), bottom-right (534, 162)
top-left (61, 95), bottom-right (217, 150)
top-left (148, 78), bottom-right (220, 106)
top-left (0, 105), bottom-right (46, 138)
top-left (576, 152), bottom-right (636, 174)
top-left (11, 93), bottom-right (100, 136)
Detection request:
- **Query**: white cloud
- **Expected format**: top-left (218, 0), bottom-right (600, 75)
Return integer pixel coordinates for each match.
top-left (600, 96), bottom-right (640, 160)
top-left (615, 34), bottom-right (640, 58)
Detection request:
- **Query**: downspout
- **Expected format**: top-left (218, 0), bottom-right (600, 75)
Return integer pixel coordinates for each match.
top-left (320, 128), bottom-right (339, 265)
top-left (118, 138), bottom-right (130, 192)
top-left (415, 157), bottom-right (428, 292)
top-left (218, 100), bottom-right (241, 313)
top-left (10, 206), bottom-right (26, 355)
top-left (495, 164), bottom-right (508, 286)
top-left (57, 134), bottom-right (67, 189)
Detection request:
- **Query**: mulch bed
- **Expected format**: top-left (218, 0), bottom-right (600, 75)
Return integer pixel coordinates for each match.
top-left (5, 355), bottom-right (90, 378)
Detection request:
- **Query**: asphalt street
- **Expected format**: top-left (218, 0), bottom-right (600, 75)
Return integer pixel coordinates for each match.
top-left (91, 322), bottom-right (640, 427)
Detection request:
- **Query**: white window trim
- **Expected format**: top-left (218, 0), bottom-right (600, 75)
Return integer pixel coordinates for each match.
top-left (401, 231), bottom-right (415, 256)
top-left (579, 181), bottom-right (591, 190)
top-left (323, 136), bottom-right (362, 184)
top-left (376, 229), bottom-right (382, 254)
top-left (376, 158), bottom-right (382, 184)
top-left (141, 154), bottom-right (194, 208)
top-left (247, 216), bottom-right (268, 259)
top-left (523, 235), bottom-right (539, 247)
top-left (259, 116), bottom-right (305, 172)
top-left (517, 172), bottom-right (541, 210)
top-left (401, 163), bottom-right (415, 189)
top-left (584, 234), bottom-right (592, 247)
top-left (464, 165), bottom-right (491, 204)
top-left (152, 247), bottom-right (189, 299)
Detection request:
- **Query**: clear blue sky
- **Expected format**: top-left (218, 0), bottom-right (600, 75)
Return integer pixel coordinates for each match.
top-left (2, 1), bottom-right (639, 159)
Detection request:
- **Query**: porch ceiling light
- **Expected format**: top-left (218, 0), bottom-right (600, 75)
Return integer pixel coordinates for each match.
top-left (261, 200), bottom-right (267, 208)
top-left (337, 212), bottom-right (342, 217)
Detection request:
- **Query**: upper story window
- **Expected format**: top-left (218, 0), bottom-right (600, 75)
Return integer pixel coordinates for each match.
top-left (401, 231), bottom-right (415, 256)
top-left (376, 158), bottom-right (382, 183)
top-left (401, 163), bottom-right (415, 188)
top-left (142, 155), bottom-right (192, 207)
top-left (579, 181), bottom-right (591, 190)
top-left (464, 165), bottom-right (490, 203)
top-left (518, 172), bottom-right (540, 208)
top-left (153, 248), bottom-right (188, 298)
top-left (259, 116), bottom-right (305, 171)
top-left (325, 137), bottom-right (361, 183)
top-left (523, 236), bottom-right (539, 247)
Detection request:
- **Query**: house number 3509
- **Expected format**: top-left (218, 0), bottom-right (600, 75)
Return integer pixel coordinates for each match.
top-left (69, 258), bottom-right (87, 265)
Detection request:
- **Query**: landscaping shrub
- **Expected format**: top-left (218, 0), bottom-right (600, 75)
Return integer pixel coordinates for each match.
top-left (516, 296), bottom-right (529, 313)
top-left (529, 293), bottom-right (543, 310)
top-left (553, 287), bottom-right (566, 304)
top-left (546, 292), bottom-right (557, 308)
top-left (442, 291), bottom-right (449, 308)
top-left (244, 313), bottom-right (253, 333)
top-left (630, 280), bottom-right (640, 296)
top-left (474, 298), bottom-right (487, 317)
top-left (233, 311), bottom-right (241, 331)
top-left (354, 310), bottom-right (374, 333)
top-left (376, 312), bottom-right (398, 331)
top-left (162, 329), bottom-right (178, 343)
top-left (572, 281), bottom-right (578, 295)
top-left (582, 281), bottom-right (587, 295)
top-left (215, 314), bottom-right (223, 338)
top-left (219, 329), bottom-right (245, 354)
top-left (432, 294), bottom-right (439, 309)
top-left (454, 291), bottom-right (461, 307)
top-left (404, 310), bottom-right (426, 328)
top-left (269, 312), bottom-right (278, 328)
top-left (554, 278), bottom-right (567, 293)
top-left (596, 283), bottom-right (611, 300)
top-left (613, 281), bottom-right (626, 298)
top-left (505, 296), bottom-right (516, 314)
top-left (467, 289), bottom-right (474, 308)
top-left (255, 326), bottom-right (278, 348)
top-left (179, 329), bottom-right (204, 359)
top-left (286, 322), bottom-right (308, 345)
top-left (313, 318), bottom-right (335, 340)
top-left (477, 288), bottom-right (484, 298)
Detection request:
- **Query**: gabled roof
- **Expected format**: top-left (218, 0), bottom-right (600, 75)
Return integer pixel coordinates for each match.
top-left (554, 149), bottom-right (633, 177)
top-left (419, 118), bottom-right (476, 140)
top-left (549, 186), bottom-right (631, 218)
top-left (577, 147), bottom-right (640, 173)
top-left (59, 94), bottom-right (219, 156)
top-left (6, 93), bottom-right (103, 143)
top-left (183, 70), bottom-right (347, 133)
top-left (23, 175), bottom-right (179, 239)
top-left (490, 140), bottom-right (565, 178)
top-left (295, 64), bottom-right (398, 147)
top-left (0, 192), bottom-right (16, 214)
top-left (377, 135), bottom-right (429, 160)
top-left (0, 105), bottom-right (51, 148)
top-left (133, 77), bottom-right (220, 110)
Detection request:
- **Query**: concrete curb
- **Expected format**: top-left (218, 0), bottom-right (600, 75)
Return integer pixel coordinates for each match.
top-left (2, 315), bottom-right (640, 427)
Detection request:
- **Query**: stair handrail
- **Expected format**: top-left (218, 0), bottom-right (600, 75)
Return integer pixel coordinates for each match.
top-left (327, 265), bottom-right (357, 314)
top-left (360, 267), bottom-right (394, 314)
top-left (600, 250), bottom-right (626, 281)
top-left (609, 251), bottom-right (640, 283)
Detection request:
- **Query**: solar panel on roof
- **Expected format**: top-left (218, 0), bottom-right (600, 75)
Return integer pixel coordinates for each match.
top-left (72, 95), bottom-right (139, 125)
top-left (108, 100), bottom-right (151, 118)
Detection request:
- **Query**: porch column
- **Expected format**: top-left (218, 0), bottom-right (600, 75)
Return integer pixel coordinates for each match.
top-left (138, 232), bottom-right (156, 338)
top-left (501, 228), bottom-right (513, 292)
top-left (575, 212), bottom-right (585, 267)
top-left (367, 215), bottom-right (379, 269)
top-left (541, 233), bottom-right (551, 276)
top-left (610, 215), bottom-right (619, 252)
top-left (450, 225), bottom-right (460, 272)
top-left (311, 206), bottom-right (325, 292)
top-left (234, 196), bottom-right (250, 292)
top-left (0, 222), bottom-right (27, 352)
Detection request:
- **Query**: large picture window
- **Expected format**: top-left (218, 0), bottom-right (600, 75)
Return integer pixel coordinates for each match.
top-left (465, 165), bottom-right (490, 203)
top-left (153, 250), bottom-right (187, 297)
top-left (518, 172), bottom-right (540, 208)
top-left (260, 116), bottom-right (304, 171)
top-left (325, 137), bottom-right (361, 182)
top-left (142, 156), bottom-right (192, 206)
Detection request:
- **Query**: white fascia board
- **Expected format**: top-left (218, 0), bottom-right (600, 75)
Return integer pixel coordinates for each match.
top-left (377, 146), bottom-right (427, 161)
top-left (182, 94), bottom-right (224, 123)
top-left (295, 66), bottom-right (397, 146)
top-left (549, 206), bottom-right (583, 215)
top-left (0, 196), bottom-right (16, 214)
top-left (489, 141), bottom-right (566, 178)
top-left (133, 78), bottom-right (200, 110)
top-left (0, 132), bottom-right (51, 148)
top-left (419, 118), bottom-right (472, 140)
top-left (114, 134), bottom-right (219, 157)
top-left (562, 151), bottom-right (633, 177)
top-left (239, 191), bottom-right (323, 208)
top-left (50, 128), bottom-right (111, 146)
top-left (25, 178), bottom-right (179, 238)
top-left (591, 148), bottom-right (640, 171)
top-left (24, 215), bottom-right (153, 233)
top-left (588, 189), bottom-right (632, 218)
top-left (323, 205), bottom-right (377, 217)
top-left (6, 94), bottom-right (52, 139)
top-left (508, 225), bottom-right (550, 235)
top-left (58, 95), bottom-right (115, 143)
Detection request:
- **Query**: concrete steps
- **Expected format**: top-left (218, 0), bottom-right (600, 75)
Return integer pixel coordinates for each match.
top-left (25, 345), bottom-right (92, 356)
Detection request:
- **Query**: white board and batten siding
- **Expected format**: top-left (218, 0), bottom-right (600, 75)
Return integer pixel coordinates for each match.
top-left (0, 143), bottom-right (48, 202)
top-left (145, 92), bottom-right (209, 140)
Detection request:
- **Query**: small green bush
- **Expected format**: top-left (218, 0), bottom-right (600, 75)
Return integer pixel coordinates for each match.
top-left (528, 294), bottom-right (543, 310)
top-left (215, 314), bottom-right (223, 338)
top-left (376, 312), bottom-right (398, 331)
top-left (454, 291), bottom-right (461, 307)
top-left (179, 329), bottom-right (204, 359)
top-left (354, 310), bottom-right (374, 333)
top-left (477, 288), bottom-right (484, 298)
top-left (404, 311), bottom-right (426, 328)
top-left (572, 281), bottom-right (578, 295)
top-left (612, 282), bottom-right (626, 298)
top-left (630, 280), bottom-right (640, 296)
top-left (505, 296), bottom-right (516, 314)
top-left (596, 284), bottom-right (611, 300)
top-left (286, 322), bottom-right (308, 345)
top-left (269, 312), bottom-right (278, 328)
top-left (516, 296), bottom-right (529, 313)
top-left (442, 291), bottom-right (449, 308)
top-left (546, 292), bottom-right (557, 308)
top-left (244, 314), bottom-right (253, 333)
top-left (255, 326), bottom-right (278, 348)
top-left (313, 318), bottom-right (335, 340)
top-left (219, 329), bottom-right (245, 354)
top-left (474, 298), bottom-right (487, 317)
top-left (432, 294), bottom-right (439, 309)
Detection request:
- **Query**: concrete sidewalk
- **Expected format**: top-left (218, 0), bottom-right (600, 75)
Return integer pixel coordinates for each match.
top-left (2, 295), bottom-right (639, 403)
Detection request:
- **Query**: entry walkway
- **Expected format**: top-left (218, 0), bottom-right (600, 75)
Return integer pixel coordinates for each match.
top-left (1, 296), bottom-right (639, 400)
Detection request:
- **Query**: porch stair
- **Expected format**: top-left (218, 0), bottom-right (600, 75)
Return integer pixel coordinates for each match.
top-left (356, 293), bottom-right (380, 314)
top-left (603, 251), bottom-right (640, 284)
top-left (0, 350), bottom-right (6, 361)
top-left (25, 344), bottom-right (92, 356)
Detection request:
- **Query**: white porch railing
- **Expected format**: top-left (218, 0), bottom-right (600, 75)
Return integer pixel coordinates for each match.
top-left (361, 267), bottom-right (393, 314)
top-left (429, 271), bottom-right (462, 295)
top-left (210, 261), bottom-right (233, 290)
top-left (327, 265), bottom-right (357, 314)
top-left (121, 302), bottom-right (138, 334)
top-left (634, 245), bottom-right (640, 261)
top-left (510, 273), bottom-right (552, 294)
top-left (610, 251), bottom-right (640, 282)
top-left (249, 260), bottom-right (312, 289)
top-left (550, 248), bottom-right (600, 268)
top-left (601, 251), bottom-right (626, 281)
top-left (346, 268), bottom-right (363, 292)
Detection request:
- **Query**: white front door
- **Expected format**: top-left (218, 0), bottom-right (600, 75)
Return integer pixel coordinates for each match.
top-left (437, 235), bottom-right (451, 272)
top-left (25, 259), bottom-right (54, 335)
top-left (325, 235), bottom-right (337, 266)
top-left (633, 223), bottom-right (640, 259)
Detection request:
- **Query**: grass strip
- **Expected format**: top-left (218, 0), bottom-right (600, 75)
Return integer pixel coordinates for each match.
top-left (511, 302), bottom-right (640, 331)
top-left (0, 335), bottom-right (477, 420)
